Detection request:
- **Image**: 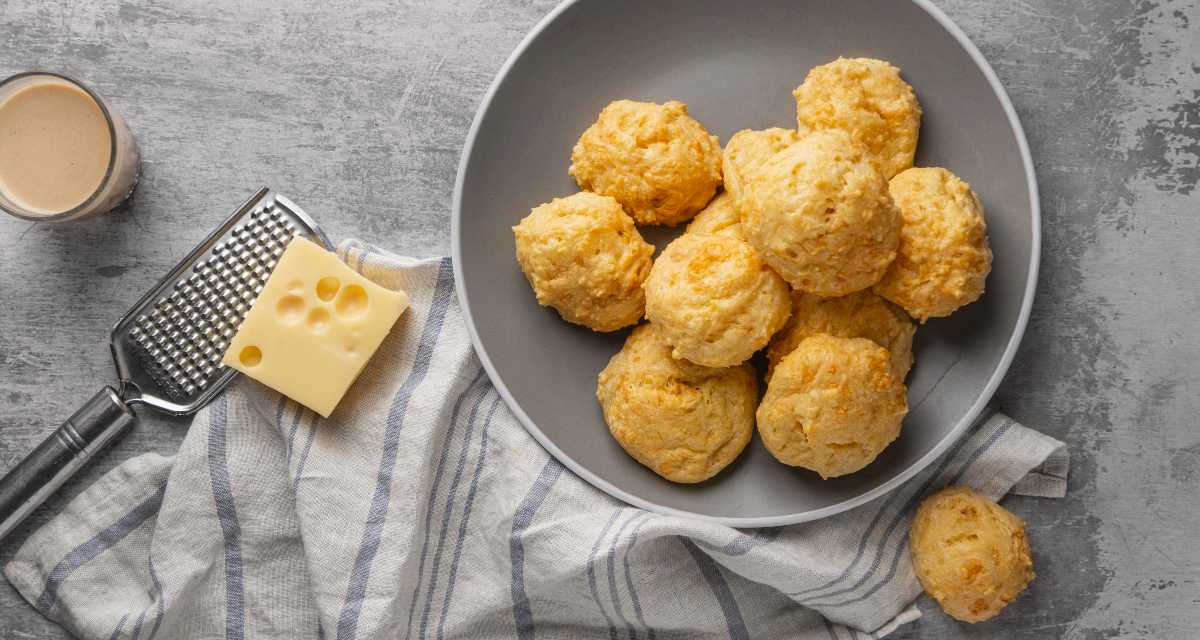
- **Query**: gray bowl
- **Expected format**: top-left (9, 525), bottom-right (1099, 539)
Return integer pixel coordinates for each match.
top-left (452, 0), bottom-right (1039, 526)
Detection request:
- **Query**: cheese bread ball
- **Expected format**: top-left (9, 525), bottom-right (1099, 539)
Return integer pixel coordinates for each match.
top-left (793, 57), bottom-right (921, 179)
top-left (722, 128), bottom-right (800, 207)
top-left (740, 129), bottom-right (901, 296)
top-left (685, 191), bottom-right (744, 239)
top-left (873, 168), bottom-right (993, 321)
top-left (569, 100), bottom-right (722, 226)
top-left (644, 232), bottom-right (791, 367)
top-left (596, 324), bottom-right (757, 483)
top-left (513, 192), bottom-right (654, 332)
top-left (910, 485), bottom-right (1035, 623)
top-left (757, 335), bottom-right (908, 478)
top-left (766, 290), bottom-right (915, 382)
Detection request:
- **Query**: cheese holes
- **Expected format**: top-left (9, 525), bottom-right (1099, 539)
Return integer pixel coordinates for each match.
top-left (316, 277), bottom-right (341, 301)
top-left (276, 295), bottom-right (306, 324)
top-left (239, 345), bottom-right (263, 367)
top-left (307, 307), bottom-right (332, 333)
top-left (335, 284), bottom-right (369, 319)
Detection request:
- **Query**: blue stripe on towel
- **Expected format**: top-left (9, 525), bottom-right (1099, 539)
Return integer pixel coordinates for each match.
top-left (789, 411), bottom-right (990, 599)
top-left (695, 528), bottom-right (781, 556)
top-left (402, 371), bottom-right (487, 638)
top-left (285, 403), bottom-right (303, 466)
top-left (402, 368), bottom-right (487, 640)
top-left (436, 394), bottom-right (503, 640)
top-left (680, 538), bottom-right (749, 640)
top-left (207, 395), bottom-right (245, 640)
top-left (623, 515), bottom-right (656, 640)
top-left (606, 512), bottom-right (640, 640)
top-left (417, 380), bottom-right (493, 639)
top-left (292, 412), bottom-right (319, 494)
top-left (272, 395), bottom-right (286, 437)
top-left (35, 483), bottom-right (167, 612)
top-left (336, 258), bottom-right (455, 640)
top-left (109, 613), bottom-right (129, 640)
top-left (146, 558), bottom-right (165, 640)
top-left (128, 609), bottom-right (147, 640)
top-left (510, 458), bottom-right (564, 640)
top-left (587, 510), bottom-right (623, 640)
top-left (806, 417), bottom-right (1015, 608)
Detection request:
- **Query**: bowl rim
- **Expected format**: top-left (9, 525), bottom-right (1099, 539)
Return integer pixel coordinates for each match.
top-left (450, 0), bottom-right (1041, 527)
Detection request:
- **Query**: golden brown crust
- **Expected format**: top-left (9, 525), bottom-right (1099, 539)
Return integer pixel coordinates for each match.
top-left (793, 57), bottom-right (921, 179)
top-left (873, 167), bottom-right (993, 321)
top-left (596, 324), bottom-right (757, 483)
top-left (766, 290), bottom-right (915, 383)
top-left (722, 128), bottom-right (800, 210)
top-left (756, 335), bottom-right (908, 478)
top-left (644, 232), bottom-right (792, 367)
top-left (569, 100), bottom-right (722, 226)
top-left (740, 130), bottom-right (901, 296)
top-left (513, 192), bottom-right (654, 332)
top-left (684, 191), bottom-right (744, 240)
top-left (910, 486), bottom-right (1035, 623)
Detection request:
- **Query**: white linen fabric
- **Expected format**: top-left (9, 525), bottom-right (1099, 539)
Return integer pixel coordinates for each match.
top-left (5, 241), bottom-right (1067, 640)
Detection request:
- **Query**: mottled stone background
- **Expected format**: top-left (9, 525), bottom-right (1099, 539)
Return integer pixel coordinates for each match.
top-left (1, 0), bottom-right (1197, 637)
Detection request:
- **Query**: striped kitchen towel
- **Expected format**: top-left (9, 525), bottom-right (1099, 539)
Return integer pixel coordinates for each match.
top-left (5, 241), bottom-right (1068, 639)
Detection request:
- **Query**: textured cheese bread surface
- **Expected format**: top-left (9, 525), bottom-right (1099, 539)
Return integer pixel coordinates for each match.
top-left (222, 237), bottom-right (410, 417)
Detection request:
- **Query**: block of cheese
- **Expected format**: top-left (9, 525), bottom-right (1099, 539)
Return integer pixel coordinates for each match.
top-left (222, 237), bottom-right (410, 417)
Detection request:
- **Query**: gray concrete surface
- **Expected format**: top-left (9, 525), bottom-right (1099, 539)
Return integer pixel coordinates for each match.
top-left (0, 0), bottom-right (1197, 637)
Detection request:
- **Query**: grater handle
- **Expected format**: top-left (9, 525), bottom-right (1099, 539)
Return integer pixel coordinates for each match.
top-left (0, 387), bottom-right (136, 544)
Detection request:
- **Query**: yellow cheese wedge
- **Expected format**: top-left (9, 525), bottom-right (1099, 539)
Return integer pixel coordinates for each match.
top-left (222, 237), bottom-right (409, 417)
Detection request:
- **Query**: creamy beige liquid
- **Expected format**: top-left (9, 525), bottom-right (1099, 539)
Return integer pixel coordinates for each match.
top-left (0, 81), bottom-right (113, 215)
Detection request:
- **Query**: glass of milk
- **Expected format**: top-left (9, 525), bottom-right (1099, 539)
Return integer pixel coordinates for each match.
top-left (0, 72), bottom-right (141, 223)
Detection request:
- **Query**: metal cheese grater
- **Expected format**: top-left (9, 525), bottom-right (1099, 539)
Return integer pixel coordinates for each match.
top-left (0, 188), bottom-right (327, 542)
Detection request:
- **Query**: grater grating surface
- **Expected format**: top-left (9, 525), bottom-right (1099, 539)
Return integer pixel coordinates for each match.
top-left (109, 188), bottom-right (326, 415)
top-left (0, 188), bottom-right (326, 544)
top-left (129, 207), bottom-right (295, 400)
